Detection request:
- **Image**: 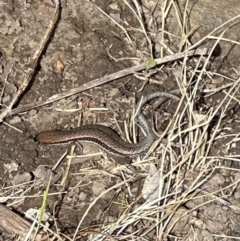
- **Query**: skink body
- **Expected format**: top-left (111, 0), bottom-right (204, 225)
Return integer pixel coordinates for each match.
top-left (36, 92), bottom-right (179, 157)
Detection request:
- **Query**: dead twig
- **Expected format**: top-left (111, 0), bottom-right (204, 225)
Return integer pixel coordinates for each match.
top-left (0, 204), bottom-right (41, 240)
top-left (8, 47), bottom-right (210, 117)
top-left (0, 1), bottom-right (60, 123)
top-left (203, 82), bottom-right (234, 93)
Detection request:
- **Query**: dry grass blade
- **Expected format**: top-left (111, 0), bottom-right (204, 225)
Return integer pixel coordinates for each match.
top-left (123, 0), bottom-right (153, 57)
top-left (189, 14), bottom-right (240, 50)
top-left (72, 178), bottom-right (134, 240)
top-left (93, 3), bottom-right (132, 43)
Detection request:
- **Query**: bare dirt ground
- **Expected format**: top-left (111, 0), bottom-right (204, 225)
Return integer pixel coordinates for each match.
top-left (1, 0), bottom-right (240, 240)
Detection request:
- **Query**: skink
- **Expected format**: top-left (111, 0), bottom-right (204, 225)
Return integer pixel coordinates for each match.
top-left (35, 92), bottom-right (179, 157)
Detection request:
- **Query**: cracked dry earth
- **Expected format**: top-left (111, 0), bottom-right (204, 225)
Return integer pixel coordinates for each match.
top-left (1, 0), bottom-right (240, 240)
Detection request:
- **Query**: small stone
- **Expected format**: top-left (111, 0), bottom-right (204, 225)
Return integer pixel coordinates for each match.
top-left (9, 116), bottom-right (21, 124)
top-left (79, 192), bottom-right (87, 201)
top-left (12, 172), bottom-right (32, 185)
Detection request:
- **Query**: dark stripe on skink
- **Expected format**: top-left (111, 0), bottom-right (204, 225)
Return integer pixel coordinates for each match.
top-left (35, 92), bottom-right (180, 157)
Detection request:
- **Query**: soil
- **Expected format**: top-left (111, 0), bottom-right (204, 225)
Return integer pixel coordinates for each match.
top-left (1, 0), bottom-right (240, 240)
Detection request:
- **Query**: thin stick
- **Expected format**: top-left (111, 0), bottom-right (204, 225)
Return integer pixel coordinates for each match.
top-left (8, 47), bottom-right (210, 117)
top-left (0, 1), bottom-right (60, 123)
